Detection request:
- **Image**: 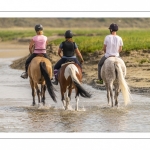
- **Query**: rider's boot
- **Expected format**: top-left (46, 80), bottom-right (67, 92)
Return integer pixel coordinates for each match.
top-left (52, 69), bottom-right (58, 85)
top-left (99, 79), bottom-right (103, 84)
top-left (52, 78), bottom-right (58, 85)
top-left (98, 66), bottom-right (103, 84)
top-left (21, 72), bottom-right (28, 79)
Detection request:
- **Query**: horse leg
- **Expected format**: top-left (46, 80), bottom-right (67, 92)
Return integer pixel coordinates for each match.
top-left (64, 89), bottom-right (70, 110)
top-left (32, 88), bottom-right (36, 106)
top-left (35, 84), bottom-right (41, 104)
top-left (29, 79), bottom-right (36, 106)
top-left (68, 88), bottom-right (72, 101)
top-left (60, 86), bottom-right (66, 109)
top-left (41, 84), bottom-right (46, 105)
top-left (75, 88), bottom-right (79, 111)
top-left (106, 83), bottom-right (110, 106)
top-left (109, 83), bottom-right (114, 107)
top-left (114, 83), bottom-right (120, 107)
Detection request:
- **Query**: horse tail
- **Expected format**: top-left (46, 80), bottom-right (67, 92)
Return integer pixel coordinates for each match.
top-left (40, 62), bottom-right (57, 103)
top-left (114, 62), bottom-right (131, 106)
top-left (69, 66), bottom-right (91, 98)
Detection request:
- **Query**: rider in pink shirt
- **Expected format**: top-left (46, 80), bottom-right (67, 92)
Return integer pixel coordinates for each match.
top-left (33, 35), bottom-right (47, 54)
top-left (21, 24), bottom-right (49, 79)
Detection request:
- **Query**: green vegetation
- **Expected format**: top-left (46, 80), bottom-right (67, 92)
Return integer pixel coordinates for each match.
top-left (1, 28), bottom-right (150, 53)
top-left (50, 28), bottom-right (150, 53)
top-left (139, 58), bottom-right (150, 64)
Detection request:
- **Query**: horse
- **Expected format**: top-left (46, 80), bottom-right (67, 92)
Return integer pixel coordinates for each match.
top-left (28, 56), bottom-right (57, 106)
top-left (101, 57), bottom-right (131, 107)
top-left (58, 62), bottom-right (91, 111)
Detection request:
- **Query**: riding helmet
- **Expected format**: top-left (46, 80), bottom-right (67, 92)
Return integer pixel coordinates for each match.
top-left (65, 30), bottom-right (73, 38)
top-left (108, 23), bottom-right (118, 32)
top-left (35, 24), bottom-right (43, 32)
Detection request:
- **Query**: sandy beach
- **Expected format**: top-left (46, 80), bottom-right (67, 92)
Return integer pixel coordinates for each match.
top-left (0, 41), bottom-right (29, 58)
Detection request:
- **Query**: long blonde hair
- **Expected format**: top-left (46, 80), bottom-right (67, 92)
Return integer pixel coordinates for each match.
top-left (36, 30), bottom-right (43, 35)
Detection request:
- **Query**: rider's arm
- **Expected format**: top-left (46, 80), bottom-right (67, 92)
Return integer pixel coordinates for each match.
top-left (118, 46), bottom-right (122, 53)
top-left (102, 44), bottom-right (106, 53)
top-left (29, 39), bottom-right (34, 54)
top-left (75, 48), bottom-right (84, 63)
top-left (58, 48), bottom-right (62, 58)
top-left (46, 40), bottom-right (48, 49)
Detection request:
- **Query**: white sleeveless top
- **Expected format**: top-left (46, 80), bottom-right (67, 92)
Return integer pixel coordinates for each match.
top-left (104, 34), bottom-right (123, 58)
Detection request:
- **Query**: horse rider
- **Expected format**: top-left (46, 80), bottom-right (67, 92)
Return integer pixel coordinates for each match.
top-left (98, 23), bottom-right (123, 84)
top-left (52, 30), bottom-right (84, 85)
top-left (21, 24), bottom-right (49, 79)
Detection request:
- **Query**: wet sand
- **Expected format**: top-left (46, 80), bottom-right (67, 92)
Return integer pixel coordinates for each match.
top-left (0, 41), bottom-right (29, 58)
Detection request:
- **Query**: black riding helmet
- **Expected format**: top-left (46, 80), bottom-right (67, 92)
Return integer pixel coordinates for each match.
top-left (35, 24), bottom-right (43, 32)
top-left (109, 23), bottom-right (118, 32)
top-left (65, 30), bottom-right (73, 38)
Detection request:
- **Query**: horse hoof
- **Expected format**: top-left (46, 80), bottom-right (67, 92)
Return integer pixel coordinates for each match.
top-left (65, 107), bottom-right (68, 110)
top-left (32, 103), bottom-right (36, 106)
top-left (41, 101), bottom-right (45, 106)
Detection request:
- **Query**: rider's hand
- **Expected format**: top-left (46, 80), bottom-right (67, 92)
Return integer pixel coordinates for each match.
top-left (80, 59), bottom-right (84, 64)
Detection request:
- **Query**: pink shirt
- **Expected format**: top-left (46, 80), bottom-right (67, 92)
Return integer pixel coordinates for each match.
top-left (33, 35), bottom-right (47, 53)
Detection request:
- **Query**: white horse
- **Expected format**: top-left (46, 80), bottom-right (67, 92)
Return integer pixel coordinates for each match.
top-left (101, 57), bottom-right (131, 107)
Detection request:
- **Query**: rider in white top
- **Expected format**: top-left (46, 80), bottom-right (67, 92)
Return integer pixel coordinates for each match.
top-left (98, 23), bottom-right (123, 83)
top-left (104, 34), bottom-right (123, 58)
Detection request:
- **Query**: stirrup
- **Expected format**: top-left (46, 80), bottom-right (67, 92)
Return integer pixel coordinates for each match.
top-left (52, 80), bottom-right (58, 85)
top-left (20, 72), bottom-right (28, 79)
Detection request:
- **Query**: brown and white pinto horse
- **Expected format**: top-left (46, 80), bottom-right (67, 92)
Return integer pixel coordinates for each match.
top-left (58, 62), bottom-right (91, 111)
top-left (28, 56), bottom-right (57, 106)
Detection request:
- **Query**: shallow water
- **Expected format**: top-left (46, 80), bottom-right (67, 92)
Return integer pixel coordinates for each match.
top-left (0, 58), bottom-right (150, 133)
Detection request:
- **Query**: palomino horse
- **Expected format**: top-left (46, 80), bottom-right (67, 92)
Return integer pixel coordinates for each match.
top-left (101, 57), bottom-right (131, 107)
top-left (28, 56), bottom-right (57, 106)
top-left (58, 62), bottom-right (91, 111)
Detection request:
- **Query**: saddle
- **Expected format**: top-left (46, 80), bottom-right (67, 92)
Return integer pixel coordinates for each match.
top-left (61, 61), bottom-right (75, 66)
top-left (36, 54), bottom-right (45, 57)
top-left (61, 58), bottom-right (75, 67)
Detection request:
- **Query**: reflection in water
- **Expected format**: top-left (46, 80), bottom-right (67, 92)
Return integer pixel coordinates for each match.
top-left (0, 58), bottom-right (150, 132)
